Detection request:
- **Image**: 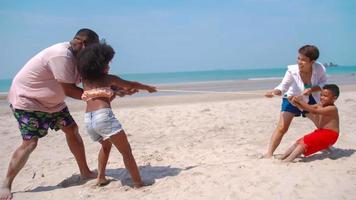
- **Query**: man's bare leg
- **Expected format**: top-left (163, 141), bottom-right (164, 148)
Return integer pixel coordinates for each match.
top-left (282, 144), bottom-right (305, 162)
top-left (97, 140), bottom-right (112, 186)
top-left (264, 112), bottom-right (295, 158)
top-left (0, 138), bottom-right (38, 200)
top-left (61, 123), bottom-right (96, 179)
top-left (109, 131), bottom-right (143, 188)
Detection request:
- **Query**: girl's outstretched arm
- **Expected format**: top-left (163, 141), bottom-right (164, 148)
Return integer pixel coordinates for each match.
top-left (108, 75), bottom-right (157, 93)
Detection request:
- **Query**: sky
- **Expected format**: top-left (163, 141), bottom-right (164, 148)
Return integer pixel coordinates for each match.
top-left (0, 0), bottom-right (356, 79)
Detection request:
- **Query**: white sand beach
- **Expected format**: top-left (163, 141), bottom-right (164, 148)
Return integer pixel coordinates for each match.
top-left (0, 84), bottom-right (356, 200)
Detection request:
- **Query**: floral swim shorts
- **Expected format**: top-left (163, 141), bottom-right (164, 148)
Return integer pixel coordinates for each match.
top-left (11, 106), bottom-right (75, 140)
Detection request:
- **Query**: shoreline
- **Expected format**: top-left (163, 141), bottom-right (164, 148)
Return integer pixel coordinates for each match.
top-left (1, 84), bottom-right (355, 114)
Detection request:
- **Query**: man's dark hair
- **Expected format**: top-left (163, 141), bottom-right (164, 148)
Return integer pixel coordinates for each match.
top-left (77, 43), bottom-right (115, 81)
top-left (323, 84), bottom-right (340, 98)
top-left (75, 28), bottom-right (99, 46)
top-left (299, 45), bottom-right (319, 61)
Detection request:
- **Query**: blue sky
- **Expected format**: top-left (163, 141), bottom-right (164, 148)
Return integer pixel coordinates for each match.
top-left (0, 0), bottom-right (355, 79)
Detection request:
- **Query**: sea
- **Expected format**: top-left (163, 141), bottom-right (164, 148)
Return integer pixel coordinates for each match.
top-left (1, 65), bottom-right (355, 93)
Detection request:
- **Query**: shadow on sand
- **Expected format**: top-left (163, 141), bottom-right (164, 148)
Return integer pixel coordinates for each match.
top-left (300, 147), bottom-right (356, 162)
top-left (21, 165), bottom-right (196, 193)
top-left (106, 165), bottom-right (197, 187)
top-left (19, 173), bottom-right (92, 193)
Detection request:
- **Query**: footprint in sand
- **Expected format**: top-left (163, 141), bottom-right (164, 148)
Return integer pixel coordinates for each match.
top-left (192, 172), bottom-right (204, 176)
top-left (344, 99), bottom-right (356, 103)
top-left (347, 169), bottom-right (356, 175)
top-left (200, 108), bottom-right (211, 113)
top-left (247, 152), bottom-right (266, 159)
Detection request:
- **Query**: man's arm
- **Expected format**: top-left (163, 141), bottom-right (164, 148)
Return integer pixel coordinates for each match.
top-left (60, 83), bottom-right (83, 100)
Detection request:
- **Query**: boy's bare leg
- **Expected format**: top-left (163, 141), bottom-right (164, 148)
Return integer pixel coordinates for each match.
top-left (0, 138), bottom-right (38, 200)
top-left (264, 112), bottom-right (294, 158)
top-left (109, 131), bottom-right (143, 188)
top-left (97, 139), bottom-right (112, 186)
top-left (61, 123), bottom-right (96, 179)
top-left (282, 144), bottom-right (305, 162)
top-left (276, 142), bottom-right (298, 160)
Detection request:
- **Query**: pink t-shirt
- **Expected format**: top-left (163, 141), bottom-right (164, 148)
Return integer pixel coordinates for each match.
top-left (8, 42), bottom-right (80, 113)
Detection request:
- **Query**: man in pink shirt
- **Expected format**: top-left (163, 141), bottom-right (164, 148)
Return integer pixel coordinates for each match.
top-left (1, 28), bottom-right (99, 200)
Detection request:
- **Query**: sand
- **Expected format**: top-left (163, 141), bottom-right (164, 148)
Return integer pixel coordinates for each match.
top-left (0, 84), bottom-right (356, 200)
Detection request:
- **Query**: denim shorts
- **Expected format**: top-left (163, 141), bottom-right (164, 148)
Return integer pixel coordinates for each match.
top-left (84, 108), bottom-right (123, 142)
top-left (281, 95), bottom-right (317, 117)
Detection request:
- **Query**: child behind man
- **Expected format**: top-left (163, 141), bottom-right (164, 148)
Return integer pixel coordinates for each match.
top-left (77, 42), bottom-right (157, 187)
top-left (278, 84), bottom-right (340, 162)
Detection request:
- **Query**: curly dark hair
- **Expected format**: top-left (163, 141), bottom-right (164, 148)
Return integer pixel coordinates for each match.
top-left (77, 43), bottom-right (115, 81)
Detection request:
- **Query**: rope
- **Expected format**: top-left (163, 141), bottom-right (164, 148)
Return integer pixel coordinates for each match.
top-left (157, 89), bottom-right (263, 95)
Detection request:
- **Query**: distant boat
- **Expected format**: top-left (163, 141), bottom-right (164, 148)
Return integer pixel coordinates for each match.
top-left (323, 62), bottom-right (338, 67)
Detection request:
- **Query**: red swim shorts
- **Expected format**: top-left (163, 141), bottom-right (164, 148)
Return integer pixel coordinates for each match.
top-left (298, 129), bottom-right (339, 156)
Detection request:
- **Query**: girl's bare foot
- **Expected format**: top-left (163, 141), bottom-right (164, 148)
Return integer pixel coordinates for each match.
top-left (96, 177), bottom-right (111, 187)
top-left (0, 186), bottom-right (12, 200)
top-left (133, 181), bottom-right (144, 189)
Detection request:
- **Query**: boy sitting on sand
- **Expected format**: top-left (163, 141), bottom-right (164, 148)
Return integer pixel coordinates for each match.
top-left (277, 84), bottom-right (340, 162)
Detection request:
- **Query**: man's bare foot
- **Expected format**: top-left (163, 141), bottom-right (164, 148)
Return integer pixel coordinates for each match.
top-left (133, 181), bottom-right (144, 189)
top-left (96, 178), bottom-right (111, 187)
top-left (80, 170), bottom-right (97, 180)
top-left (0, 186), bottom-right (12, 200)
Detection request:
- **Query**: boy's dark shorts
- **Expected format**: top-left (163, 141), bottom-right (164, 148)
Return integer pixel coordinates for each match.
top-left (11, 106), bottom-right (75, 140)
top-left (281, 95), bottom-right (317, 117)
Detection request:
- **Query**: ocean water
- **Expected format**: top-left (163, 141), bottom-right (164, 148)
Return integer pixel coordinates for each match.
top-left (1, 65), bottom-right (355, 92)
